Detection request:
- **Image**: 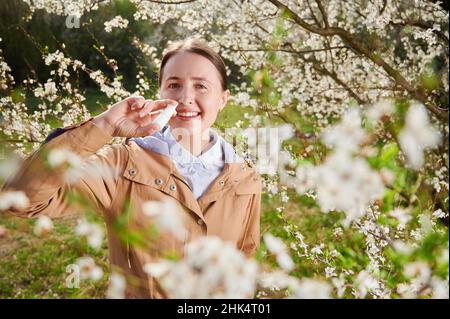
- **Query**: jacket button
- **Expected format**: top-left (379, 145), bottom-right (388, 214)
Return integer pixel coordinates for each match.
top-left (197, 219), bottom-right (204, 226)
top-left (129, 168), bottom-right (137, 176)
top-left (155, 178), bottom-right (163, 185)
top-left (219, 180), bottom-right (225, 186)
top-left (169, 184), bottom-right (177, 191)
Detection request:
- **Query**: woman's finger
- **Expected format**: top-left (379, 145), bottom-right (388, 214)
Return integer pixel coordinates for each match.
top-left (128, 96), bottom-right (146, 111)
top-left (139, 100), bottom-right (155, 118)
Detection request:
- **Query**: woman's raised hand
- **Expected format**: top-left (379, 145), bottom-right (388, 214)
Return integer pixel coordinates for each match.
top-left (92, 96), bottom-right (178, 138)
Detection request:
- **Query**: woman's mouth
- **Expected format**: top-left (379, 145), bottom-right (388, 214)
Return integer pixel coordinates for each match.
top-left (174, 111), bottom-right (201, 121)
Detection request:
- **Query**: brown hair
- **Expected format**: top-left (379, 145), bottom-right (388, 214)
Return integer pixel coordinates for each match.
top-left (158, 38), bottom-right (228, 91)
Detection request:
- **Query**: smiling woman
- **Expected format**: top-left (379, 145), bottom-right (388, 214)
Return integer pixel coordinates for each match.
top-left (158, 38), bottom-right (231, 156)
top-left (1, 37), bottom-right (262, 299)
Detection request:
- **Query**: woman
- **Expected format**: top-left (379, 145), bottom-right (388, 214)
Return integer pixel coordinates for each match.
top-left (2, 38), bottom-right (262, 298)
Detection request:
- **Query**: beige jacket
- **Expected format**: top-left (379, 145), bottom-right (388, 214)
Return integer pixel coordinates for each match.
top-left (1, 118), bottom-right (262, 298)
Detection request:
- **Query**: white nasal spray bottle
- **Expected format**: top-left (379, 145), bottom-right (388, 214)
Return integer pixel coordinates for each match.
top-left (151, 102), bottom-right (178, 129)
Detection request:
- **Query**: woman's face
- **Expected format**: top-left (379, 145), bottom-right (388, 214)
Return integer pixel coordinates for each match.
top-left (159, 51), bottom-right (230, 135)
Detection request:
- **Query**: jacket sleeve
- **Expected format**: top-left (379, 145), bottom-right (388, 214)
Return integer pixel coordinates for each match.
top-left (240, 178), bottom-right (262, 258)
top-left (1, 118), bottom-right (124, 219)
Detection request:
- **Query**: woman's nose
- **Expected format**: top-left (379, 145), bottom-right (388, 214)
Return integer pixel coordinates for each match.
top-left (178, 89), bottom-right (195, 105)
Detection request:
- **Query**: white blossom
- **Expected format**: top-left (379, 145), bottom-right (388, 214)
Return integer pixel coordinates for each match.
top-left (106, 272), bottom-right (126, 299)
top-left (0, 191), bottom-right (29, 211)
top-left (389, 208), bottom-right (412, 230)
top-left (355, 269), bottom-right (380, 298)
top-left (104, 16), bottom-right (129, 33)
top-left (34, 216), bottom-right (53, 236)
top-left (263, 233), bottom-right (294, 271)
top-left (142, 197), bottom-right (186, 240)
top-left (322, 108), bottom-right (367, 153)
top-left (398, 103), bottom-right (441, 169)
top-left (75, 218), bottom-right (104, 250)
top-left (76, 256), bottom-right (103, 281)
top-left (144, 236), bottom-right (258, 298)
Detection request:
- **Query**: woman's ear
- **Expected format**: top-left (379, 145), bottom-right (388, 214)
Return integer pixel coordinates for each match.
top-left (219, 89), bottom-right (230, 111)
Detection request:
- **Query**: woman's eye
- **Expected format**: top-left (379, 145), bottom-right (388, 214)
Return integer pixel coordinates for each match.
top-left (196, 84), bottom-right (207, 89)
top-left (168, 83), bottom-right (180, 89)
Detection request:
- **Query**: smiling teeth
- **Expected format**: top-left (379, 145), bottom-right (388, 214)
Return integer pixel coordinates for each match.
top-left (177, 112), bottom-right (199, 117)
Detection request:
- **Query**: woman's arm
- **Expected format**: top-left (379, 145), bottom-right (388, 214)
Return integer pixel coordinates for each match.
top-left (1, 118), bottom-right (121, 218)
top-left (1, 96), bottom-right (175, 219)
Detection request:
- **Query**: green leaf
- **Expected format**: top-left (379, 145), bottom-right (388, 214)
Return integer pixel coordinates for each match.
top-left (382, 189), bottom-right (396, 212)
top-left (379, 142), bottom-right (399, 167)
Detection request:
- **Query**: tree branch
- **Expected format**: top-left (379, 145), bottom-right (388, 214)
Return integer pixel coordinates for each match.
top-left (315, 0), bottom-right (329, 29)
top-left (266, 0), bottom-right (448, 121)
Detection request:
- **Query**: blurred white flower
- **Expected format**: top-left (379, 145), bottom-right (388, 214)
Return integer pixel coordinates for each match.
top-left (403, 261), bottom-right (432, 297)
top-left (430, 276), bottom-right (449, 299)
top-left (144, 260), bottom-right (173, 278)
top-left (76, 256), bottom-right (103, 281)
top-left (322, 108), bottom-right (367, 153)
top-left (263, 233), bottom-right (294, 271)
top-left (404, 261), bottom-right (431, 283)
top-left (389, 208), bottom-right (412, 230)
top-left (142, 197), bottom-right (186, 240)
top-left (392, 240), bottom-right (414, 255)
top-left (355, 270), bottom-right (380, 298)
top-left (396, 282), bottom-right (416, 298)
top-left (0, 155), bottom-right (20, 180)
top-left (258, 270), bottom-right (299, 292)
top-left (48, 148), bottom-right (82, 168)
top-left (0, 191), bottom-right (29, 211)
top-left (34, 216), bottom-right (53, 236)
top-left (277, 124), bottom-right (295, 141)
top-left (75, 218), bottom-right (104, 250)
top-left (294, 163), bottom-right (316, 195)
top-left (144, 236), bottom-right (258, 298)
top-left (366, 99), bottom-right (395, 123)
top-left (292, 278), bottom-right (332, 299)
top-left (315, 151), bottom-right (385, 227)
top-left (106, 272), bottom-right (126, 299)
top-left (398, 103), bottom-right (441, 169)
top-left (332, 273), bottom-right (346, 297)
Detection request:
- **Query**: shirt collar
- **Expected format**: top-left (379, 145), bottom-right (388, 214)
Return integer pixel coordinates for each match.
top-left (161, 125), bottom-right (223, 169)
top-left (130, 125), bottom-right (244, 165)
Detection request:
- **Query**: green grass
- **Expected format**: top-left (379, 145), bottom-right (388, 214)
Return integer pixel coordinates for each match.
top-left (0, 213), bottom-right (109, 298)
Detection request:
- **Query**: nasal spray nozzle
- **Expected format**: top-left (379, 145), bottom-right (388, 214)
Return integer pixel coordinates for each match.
top-left (151, 101), bottom-right (178, 129)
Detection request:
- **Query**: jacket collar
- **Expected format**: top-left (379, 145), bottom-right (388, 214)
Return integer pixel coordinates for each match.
top-left (122, 137), bottom-right (260, 221)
